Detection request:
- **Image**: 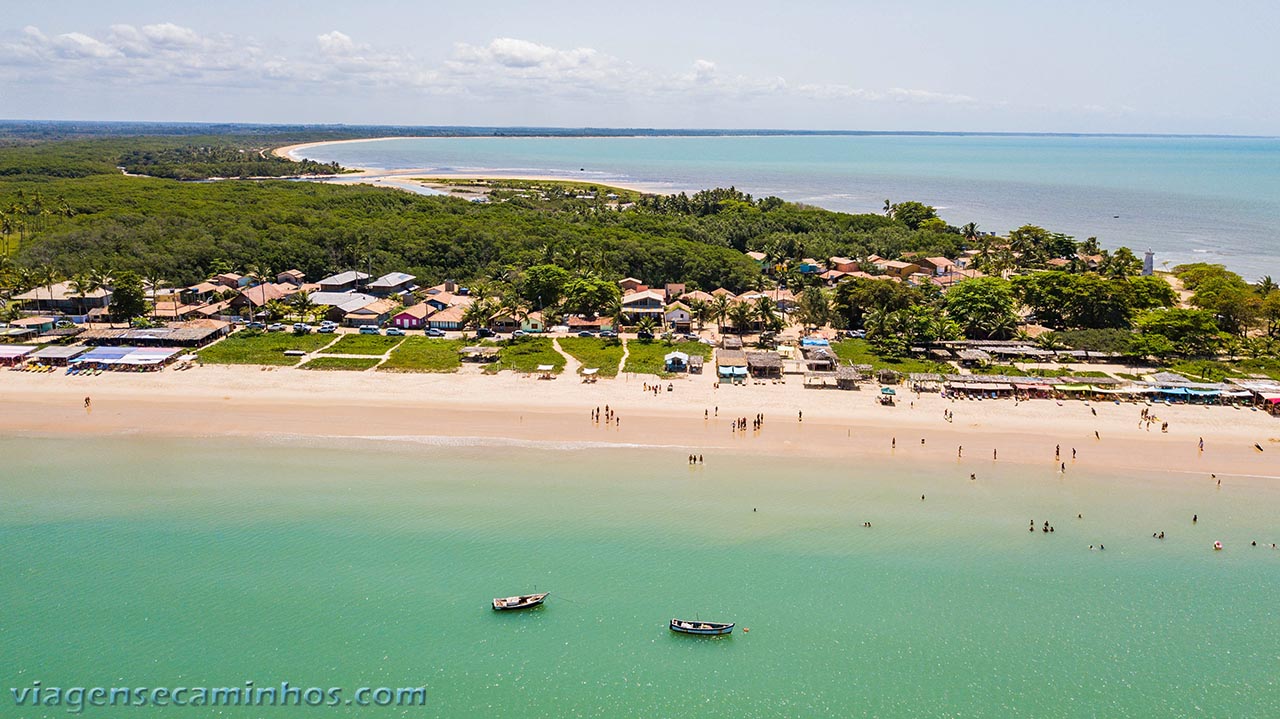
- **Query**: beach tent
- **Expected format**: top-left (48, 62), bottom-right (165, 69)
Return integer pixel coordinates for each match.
top-left (581, 368), bottom-right (599, 376)
top-left (28, 345), bottom-right (88, 365)
top-left (0, 345), bottom-right (36, 365)
top-left (664, 351), bottom-right (689, 372)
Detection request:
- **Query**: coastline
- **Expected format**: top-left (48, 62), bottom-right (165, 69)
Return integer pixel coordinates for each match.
top-left (5, 365), bottom-right (1278, 482)
top-left (274, 137), bottom-right (673, 195)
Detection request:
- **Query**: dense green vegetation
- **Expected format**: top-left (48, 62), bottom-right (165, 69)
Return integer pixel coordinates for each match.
top-left (325, 334), bottom-right (403, 355)
top-left (119, 145), bottom-right (343, 180)
top-left (487, 337), bottom-right (565, 374)
top-left (196, 330), bottom-right (332, 365)
top-left (557, 337), bottom-right (625, 376)
top-left (379, 337), bottom-right (463, 373)
top-left (2, 135), bottom-right (1278, 373)
top-left (621, 340), bottom-right (710, 376)
top-left (299, 356), bottom-right (381, 371)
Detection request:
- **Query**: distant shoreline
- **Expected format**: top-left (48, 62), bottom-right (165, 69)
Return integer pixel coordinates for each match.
top-left (275, 137), bottom-right (674, 195)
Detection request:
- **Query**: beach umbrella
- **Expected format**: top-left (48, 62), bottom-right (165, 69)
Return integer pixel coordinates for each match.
top-left (880, 387), bottom-right (896, 395)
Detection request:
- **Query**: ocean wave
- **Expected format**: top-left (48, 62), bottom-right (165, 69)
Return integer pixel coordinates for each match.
top-left (258, 432), bottom-right (713, 452)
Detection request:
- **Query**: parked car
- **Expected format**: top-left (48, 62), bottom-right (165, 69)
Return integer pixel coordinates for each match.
top-left (317, 325), bottom-right (336, 333)
top-left (475, 328), bottom-right (495, 338)
top-left (247, 321), bottom-right (266, 330)
top-left (385, 327), bottom-right (405, 336)
top-left (637, 330), bottom-right (654, 340)
top-left (599, 329), bottom-right (617, 338)
top-left (292, 322), bottom-right (312, 333)
top-left (424, 328), bottom-right (446, 337)
top-left (511, 330), bottom-right (526, 338)
top-left (577, 330), bottom-right (595, 338)
top-left (266, 323), bottom-right (285, 332)
top-left (359, 326), bottom-right (381, 335)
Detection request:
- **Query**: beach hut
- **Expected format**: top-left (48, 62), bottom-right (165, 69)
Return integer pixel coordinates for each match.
top-left (716, 349), bottom-right (748, 384)
top-left (688, 355), bottom-right (704, 374)
top-left (581, 367), bottom-right (599, 383)
top-left (664, 351), bottom-right (689, 372)
top-left (746, 351), bottom-right (783, 378)
top-left (836, 365), bottom-right (861, 389)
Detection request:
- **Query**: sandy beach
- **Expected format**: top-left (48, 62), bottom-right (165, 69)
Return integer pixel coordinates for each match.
top-left (5, 365), bottom-right (1278, 482)
top-left (274, 136), bottom-right (672, 195)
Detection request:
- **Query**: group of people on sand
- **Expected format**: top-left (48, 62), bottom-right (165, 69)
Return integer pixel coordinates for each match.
top-left (1138, 407), bottom-right (1169, 433)
top-left (731, 414), bottom-right (765, 433)
top-left (591, 405), bottom-right (620, 427)
top-left (642, 382), bottom-right (672, 396)
top-left (687, 454), bottom-right (704, 465)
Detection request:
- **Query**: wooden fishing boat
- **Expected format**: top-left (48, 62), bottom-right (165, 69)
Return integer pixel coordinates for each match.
top-left (492, 592), bottom-right (548, 611)
top-left (669, 618), bottom-right (734, 635)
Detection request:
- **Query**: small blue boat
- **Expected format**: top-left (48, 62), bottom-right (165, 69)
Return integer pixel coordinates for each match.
top-left (670, 618), bottom-right (734, 635)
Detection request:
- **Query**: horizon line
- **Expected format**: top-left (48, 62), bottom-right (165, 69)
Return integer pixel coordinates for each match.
top-left (0, 119), bottom-right (1274, 140)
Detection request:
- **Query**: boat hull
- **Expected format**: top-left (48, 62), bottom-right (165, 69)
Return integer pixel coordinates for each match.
top-left (669, 619), bottom-right (734, 635)
top-left (492, 593), bottom-right (548, 611)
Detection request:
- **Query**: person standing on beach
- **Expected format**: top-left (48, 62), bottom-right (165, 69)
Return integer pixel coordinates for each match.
top-left (84, 396), bottom-right (91, 411)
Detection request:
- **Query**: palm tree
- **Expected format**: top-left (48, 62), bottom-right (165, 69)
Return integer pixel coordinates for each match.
top-left (961, 222), bottom-right (979, 245)
top-left (289, 292), bottom-right (317, 322)
top-left (243, 264), bottom-right (272, 320)
top-left (727, 301), bottom-right (755, 336)
top-left (710, 295), bottom-right (732, 334)
top-left (754, 296), bottom-right (782, 333)
top-left (1257, 275), bottom-right (1277, 297)
top-left (603, 298), bottom-right (627, 333)
top-left (34, 265), bottom-right (59, 313)
top-left (883, 199), bottom-right (893, 217)
top-left (461, 297), bottom-right (498, 331)
top-left (67, 271), bottom-right (92, 316)
top-left (635, 315), bottom-right (659, 337)
top-left (143, 269), bottom-right (167, 320)
top-left (686, 298), bottom-right (710, 331)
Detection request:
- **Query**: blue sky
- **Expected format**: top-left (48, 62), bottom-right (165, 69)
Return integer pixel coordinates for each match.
top-left (1, 0), bottom-right (1276, 134)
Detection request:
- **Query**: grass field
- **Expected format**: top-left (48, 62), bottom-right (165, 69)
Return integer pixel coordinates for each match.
top-left (379, 338), bottom-right (463, 373)
top-left (325, 334), bottom-right (404, 355)
top-left (299, 356), bottom-right (381, 371)
top-left (487, 337), bottom-right (565, 374)
top-left (557, 337), bottom-right (625, 377)
top-left (830, 339), bottom-right (951, 374)
top-left (622, 340), bottom-right (711, 376)
top-left (197, 330), bottom-right (333, 366)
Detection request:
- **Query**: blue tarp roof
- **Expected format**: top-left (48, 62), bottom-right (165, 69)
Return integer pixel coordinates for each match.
top-left (800, 337), bottom-right (831, 347)
top-left (74, 347), bottom-right (131, 361)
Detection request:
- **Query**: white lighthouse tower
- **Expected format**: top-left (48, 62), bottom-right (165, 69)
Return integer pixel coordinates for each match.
top-left (1142, 249), bottom-right (1154, 276)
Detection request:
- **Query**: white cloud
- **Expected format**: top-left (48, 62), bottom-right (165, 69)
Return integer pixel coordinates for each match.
top-left (0, 24), bottom-right (987, 111)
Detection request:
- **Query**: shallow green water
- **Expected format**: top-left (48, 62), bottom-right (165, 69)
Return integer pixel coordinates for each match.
top-left (2, 436), bottom-right (1277, 717)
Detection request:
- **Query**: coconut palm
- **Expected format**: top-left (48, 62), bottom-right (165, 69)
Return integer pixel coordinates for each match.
top-left (1257, 275), bottom-right (1277, 297)
top-left (143, 269), bottom-right (167, 320)
top-left (727, 301), bottom-right (755, 336)
top-left (710, 295), bottom-right (733, 334)
top-left (686, 297), bottom-right (710, 331)
top-left (961, 222), bottom-right (979, 245)
top-left (289, 291), bottom-right (316, 322)
top-left (634, 315), bottom-right (659, 337)
top-left (461, 297), bottom-right (499, 331)
top-left (754, 296), bottom-right (783, 333)
top-left (34, 265), bottom-right (59, 312)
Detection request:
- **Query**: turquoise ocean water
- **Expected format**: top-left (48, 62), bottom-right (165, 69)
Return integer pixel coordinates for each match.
top-left (298, 135), bottom-right (1280, 278)
top-left (3, 435), bottom-right (1278, 717)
